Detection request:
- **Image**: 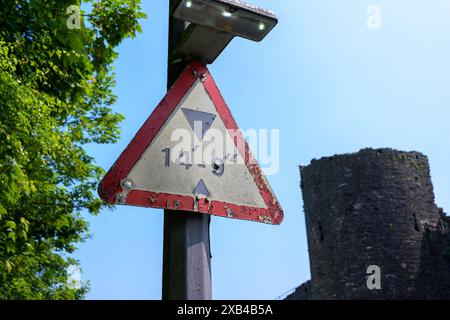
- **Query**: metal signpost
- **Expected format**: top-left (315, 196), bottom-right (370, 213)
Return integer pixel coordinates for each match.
top-left (98, 0), bottom-right (282, 300)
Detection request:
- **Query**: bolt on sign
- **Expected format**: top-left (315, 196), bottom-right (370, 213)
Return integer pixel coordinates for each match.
top-left (98, 61), bottom-right (283, 225)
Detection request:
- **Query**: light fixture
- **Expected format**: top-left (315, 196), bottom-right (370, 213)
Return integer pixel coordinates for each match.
top-left (173, 0), bottom-right (277, 42)
top-left (171, 0), bottom-right (278, 64)
top-left (222, 10), bottom-right (232, 17)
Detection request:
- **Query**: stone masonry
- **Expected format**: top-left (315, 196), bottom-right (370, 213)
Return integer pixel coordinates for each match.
top-left (288, 148), bottom-right (450, 300)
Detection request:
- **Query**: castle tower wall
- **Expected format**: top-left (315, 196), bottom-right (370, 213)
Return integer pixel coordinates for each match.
top-left (300, 148), bottom-right (443, 299)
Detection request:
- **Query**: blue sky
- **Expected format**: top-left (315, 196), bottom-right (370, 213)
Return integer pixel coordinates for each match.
top-left (74, 0), bottom-right (450, 299)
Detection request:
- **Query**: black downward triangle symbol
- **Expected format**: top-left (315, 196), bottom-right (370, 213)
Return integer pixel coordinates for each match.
top-left (182, 108), bottom-right (216, 141)
top-left (193, 179), bottom-right (211, 198)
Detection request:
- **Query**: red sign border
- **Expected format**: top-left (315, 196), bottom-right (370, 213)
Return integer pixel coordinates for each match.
top-left (98, 61), bottom-right (283, 225)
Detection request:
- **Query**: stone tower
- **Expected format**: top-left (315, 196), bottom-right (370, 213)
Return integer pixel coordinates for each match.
top-left (294, 148), bottom-right (450, 300)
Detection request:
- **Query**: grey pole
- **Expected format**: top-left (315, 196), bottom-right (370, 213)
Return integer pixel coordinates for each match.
top-left (162, 0), bottom-right (212, 300)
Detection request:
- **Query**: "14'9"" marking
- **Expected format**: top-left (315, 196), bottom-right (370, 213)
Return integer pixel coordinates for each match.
top-left (162, 148), bottom-right (226, 177)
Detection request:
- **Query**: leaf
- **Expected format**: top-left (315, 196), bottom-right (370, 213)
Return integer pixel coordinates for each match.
top-left (4, 221), bottom-right (16, 230)
top-left (20, 217), bottom-right (29, 226)
top-left (6, 242), bottom-right (15, 254)
top-left (5, 260), bottom-right (12, 273)
top-left (20, 229), bottom-right (27, 240)
top-left (7, 231), bottom-right (16, 242)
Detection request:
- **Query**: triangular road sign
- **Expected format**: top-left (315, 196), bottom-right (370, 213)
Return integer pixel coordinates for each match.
top-left (98, 61), bottom-right (283, 225)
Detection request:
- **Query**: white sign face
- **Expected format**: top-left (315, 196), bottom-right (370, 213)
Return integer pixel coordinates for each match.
top-left (125, 80), bottom-right (267, 209)
top-left (99, 61), bottom-right (283, 224)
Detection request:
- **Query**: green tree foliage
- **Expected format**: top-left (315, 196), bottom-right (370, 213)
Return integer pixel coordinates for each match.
top-left (0, 0), bottom-right (146, 299)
